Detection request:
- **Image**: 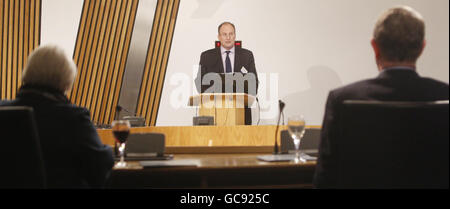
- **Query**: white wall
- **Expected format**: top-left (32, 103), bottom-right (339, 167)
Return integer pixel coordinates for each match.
top-left (157, 0), bottom-right (449, 126)
top-left (41, 0), bottom-right (83, 57)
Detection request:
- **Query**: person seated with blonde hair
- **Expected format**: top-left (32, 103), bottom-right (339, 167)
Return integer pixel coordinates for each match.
top-left (0, 45), bottom-right (114, 188)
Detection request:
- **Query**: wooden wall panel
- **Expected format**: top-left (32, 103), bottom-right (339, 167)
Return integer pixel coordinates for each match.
top-left (136, 0), bottom-right (180, 126)
top-left (69, 0), bottom-right (138, 125)
top-left (0, 0), bottom-right (41, 100)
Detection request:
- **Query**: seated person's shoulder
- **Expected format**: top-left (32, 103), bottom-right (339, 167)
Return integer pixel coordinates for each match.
top-left (53, 104), bottom-right (92, 119)
top-left (421, 77), bottom-right (449, 88)
top-left (330, 79), bottom-right (374, 95)
top-left (420, 77), bottom-right (449, 98)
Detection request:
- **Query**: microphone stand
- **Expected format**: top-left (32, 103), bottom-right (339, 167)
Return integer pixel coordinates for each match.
top-left (117, 105), bottom-right (136, 116)
top-left (116, 105), bottom-right (146, 127)
top-left (274, 100), bottom-right (285, 154)
top-left (115, 105), bottom-right (122, 120)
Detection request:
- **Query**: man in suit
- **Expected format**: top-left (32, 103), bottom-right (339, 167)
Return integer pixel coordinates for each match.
top-left (195, 22), bottom-right (259, 125)
top-left (0, 45), bottom-right (114, 188)
top-left (313, 6), bottom-right (449, 188)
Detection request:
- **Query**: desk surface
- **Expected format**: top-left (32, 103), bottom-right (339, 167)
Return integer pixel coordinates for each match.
top-left (108, 154), bottom-right (316, 189)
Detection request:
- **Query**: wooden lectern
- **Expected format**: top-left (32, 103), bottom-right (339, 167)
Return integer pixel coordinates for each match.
top-left (189, 93), bottom-right (256, 126)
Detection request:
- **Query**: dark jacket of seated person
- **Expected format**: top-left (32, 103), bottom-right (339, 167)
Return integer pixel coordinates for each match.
top-left (313, 68), bottom-right (449, 188)
top-left (0, 84), bottom-right (114, 188)
top-left (314, 6), bottom-right (449, 188)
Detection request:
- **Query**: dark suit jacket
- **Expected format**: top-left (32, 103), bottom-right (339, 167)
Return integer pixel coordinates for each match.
top-left (195, 47), bottom-right (259, 125)
top-left (313, 69), bottom-right (449, 188)
top-left (0, 85), bottom-right (114, 188)
top-left (196, 47), bottom-right (259, 95)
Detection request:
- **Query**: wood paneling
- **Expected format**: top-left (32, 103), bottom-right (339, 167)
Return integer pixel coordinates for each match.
top-left (69, 0), bottom-right (138, 126)
top-left (0, 0), bottom-right (41, 100)
top-left (136, 0), bottom-right (180, 126)
top-left (97, 125), bottom-right (322, 148)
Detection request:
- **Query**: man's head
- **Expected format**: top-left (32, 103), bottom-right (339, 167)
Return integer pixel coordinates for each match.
top-left (22, 45), bottom-right (77, 94)
top-left (218, 22), bottom-right (236, 50)
top-left (371, 6), bottom-right (425, 69)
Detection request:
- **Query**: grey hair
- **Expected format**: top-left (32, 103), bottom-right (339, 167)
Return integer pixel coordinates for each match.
top-left (373, 6), bottom-right (425, 62)
top-left (22, 45), bottom-right (77, 93)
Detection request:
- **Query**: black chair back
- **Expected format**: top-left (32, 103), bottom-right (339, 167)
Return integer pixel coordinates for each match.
top-left (215, 41), bottom-right (242, 48)
top-left (0, 106), bottom-right (46, 188)
top-left (337, 100), bottom-right (449, 189)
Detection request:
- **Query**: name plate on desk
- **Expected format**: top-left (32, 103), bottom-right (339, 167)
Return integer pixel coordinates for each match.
top-left (280, 129), bottom-right (321, 154)
top-left (125, 133), bottom-right (165, 157)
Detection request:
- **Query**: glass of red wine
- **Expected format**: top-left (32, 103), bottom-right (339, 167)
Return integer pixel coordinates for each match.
top-left (112, 120), bottom-right (131, 168)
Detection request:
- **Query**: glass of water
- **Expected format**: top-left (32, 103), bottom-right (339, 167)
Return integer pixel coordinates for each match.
top-left (287, 115), bottom-right (306, 163)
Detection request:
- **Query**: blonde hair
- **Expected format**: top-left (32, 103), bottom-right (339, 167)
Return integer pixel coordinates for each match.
top-left (22, 45), bottom-right (77, 93)
top-left (373, 6), bottom-right (425, 62)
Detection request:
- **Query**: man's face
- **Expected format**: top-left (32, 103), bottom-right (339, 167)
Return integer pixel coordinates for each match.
top-left (218, 24), bottom-right (236, 50)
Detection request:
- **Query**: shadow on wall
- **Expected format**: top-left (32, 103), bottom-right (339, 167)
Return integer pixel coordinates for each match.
top-left (283, 65), bottom-right (342, 125)
top-left (191, 0), bottom-right (225, 18)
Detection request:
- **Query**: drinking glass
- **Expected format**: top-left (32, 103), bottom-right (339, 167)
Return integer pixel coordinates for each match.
top-left (112, 120), bottom-right (131, 168)
top-left (287, 115), bottom-right (306, 163)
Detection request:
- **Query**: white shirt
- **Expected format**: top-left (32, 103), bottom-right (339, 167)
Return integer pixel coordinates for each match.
top-left (221, 46), bottom-right (235, 74)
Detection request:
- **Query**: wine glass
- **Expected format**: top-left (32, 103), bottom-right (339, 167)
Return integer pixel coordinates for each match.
top-left (287, 115), bottom-right (306, 163)
top-left (112, 120), bottom-right (131, 168)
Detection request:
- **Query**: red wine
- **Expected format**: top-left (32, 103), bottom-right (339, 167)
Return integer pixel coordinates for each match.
top-left (113, 130), bottom-right (129, 143)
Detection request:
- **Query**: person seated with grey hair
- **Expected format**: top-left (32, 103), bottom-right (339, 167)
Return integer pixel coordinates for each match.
top-left (313, 6), bottom-right (449, 188)
top-left (0, 45), bottom-right (114, 188)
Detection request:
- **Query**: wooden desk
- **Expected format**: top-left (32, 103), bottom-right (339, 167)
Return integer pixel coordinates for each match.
top-left (97, 125), bottom-right (321, 152)
top-left (107, 154), bottom-right (316, 189)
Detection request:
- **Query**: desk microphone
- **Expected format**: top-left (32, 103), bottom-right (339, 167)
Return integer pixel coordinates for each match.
top-left (274, 100), bottom-right (286, 154)
top-left (116, 105), bottom-right (135, 115)
top-left (116, 105), bottom-right (138, 119)
top-left (116, 105), bottom-right (146, 127)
